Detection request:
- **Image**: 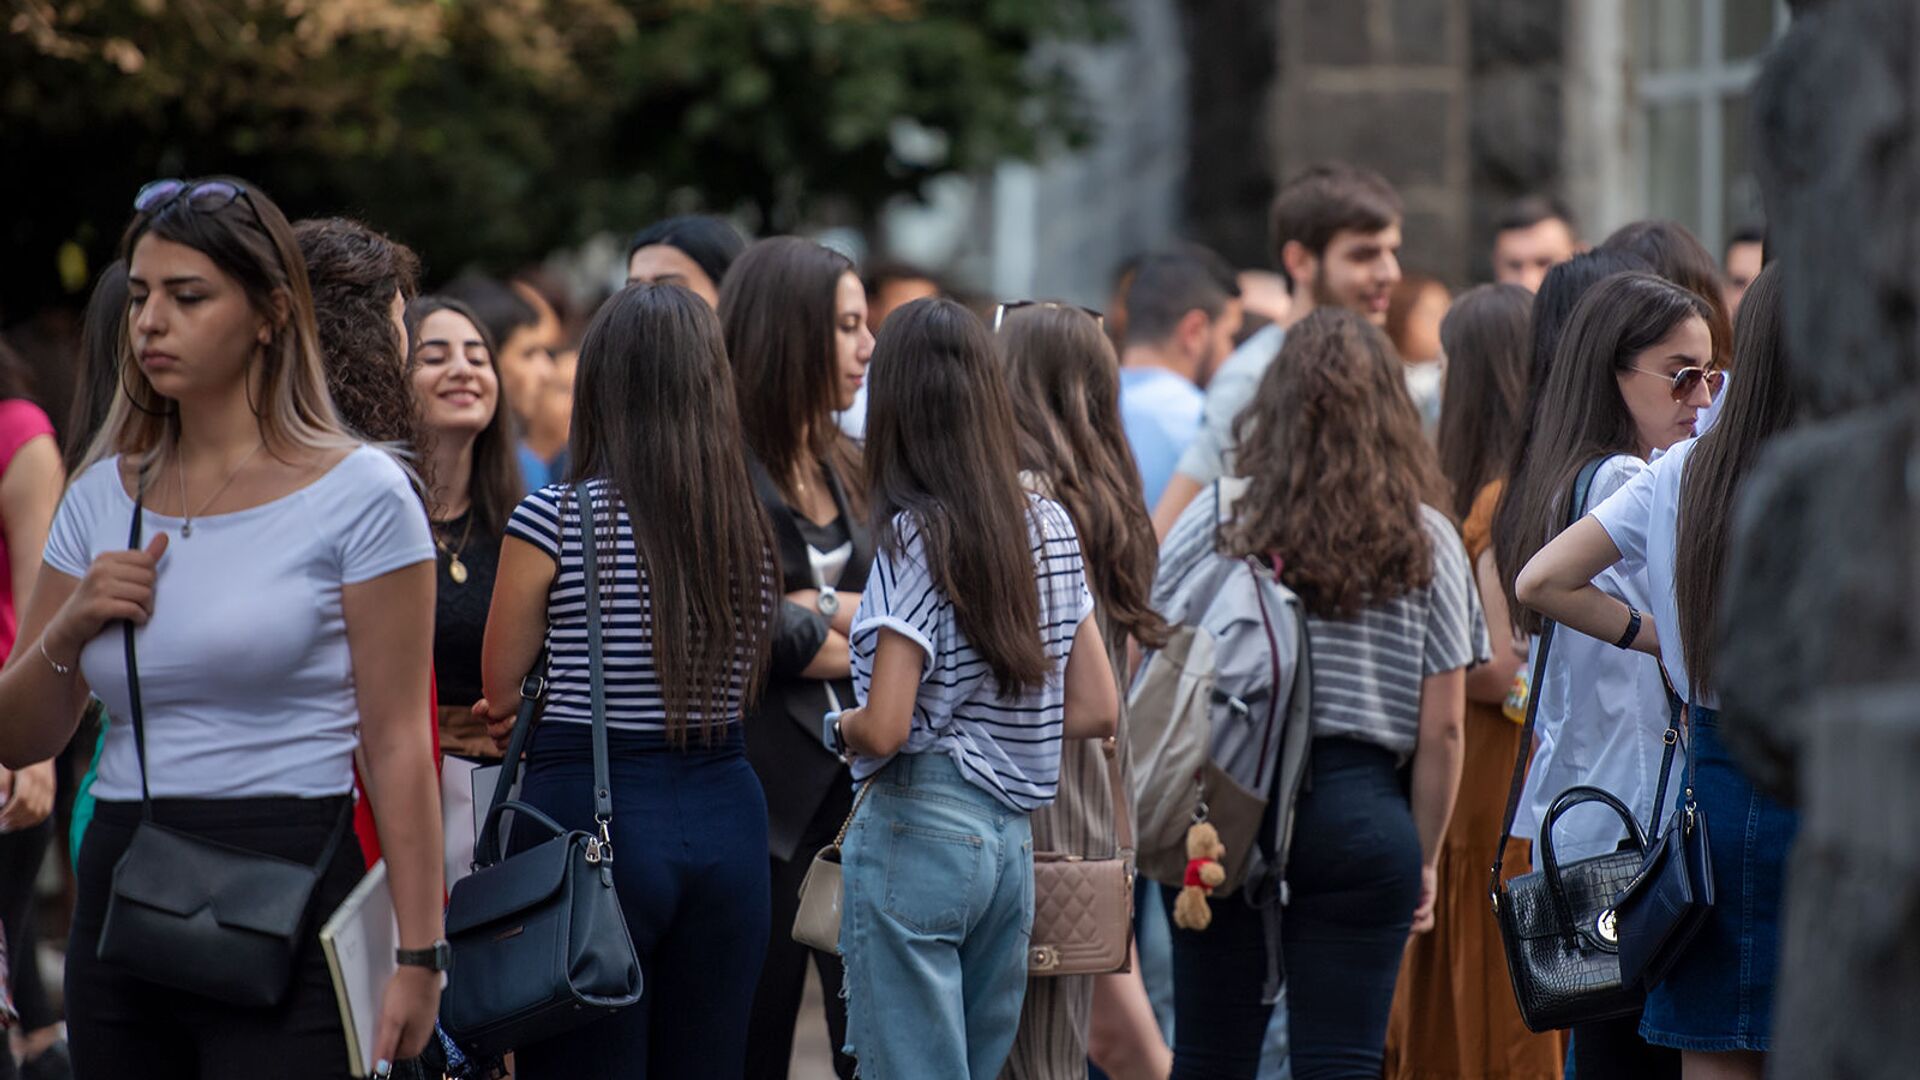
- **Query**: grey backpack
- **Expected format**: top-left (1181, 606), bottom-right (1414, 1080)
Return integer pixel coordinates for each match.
top-left (1128, 478), bottom-right (1313, 903)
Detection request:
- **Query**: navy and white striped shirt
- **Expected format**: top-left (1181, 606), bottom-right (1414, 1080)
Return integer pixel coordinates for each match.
top-left (506, 480), bottom-right (757, 732)
top-left (850, 495), bottom-right (1095, 811)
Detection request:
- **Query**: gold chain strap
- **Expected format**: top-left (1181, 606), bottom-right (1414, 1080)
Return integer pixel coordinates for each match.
top-left (829, 780), bottom-right (874, 852)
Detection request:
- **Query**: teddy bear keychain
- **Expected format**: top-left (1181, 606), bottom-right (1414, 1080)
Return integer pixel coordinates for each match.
top-left (1173, 821), bottom-right (1227, 930)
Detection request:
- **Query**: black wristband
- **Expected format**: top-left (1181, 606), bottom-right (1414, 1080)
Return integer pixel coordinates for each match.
top-left (1614, 607), bottom-right (1643, 650)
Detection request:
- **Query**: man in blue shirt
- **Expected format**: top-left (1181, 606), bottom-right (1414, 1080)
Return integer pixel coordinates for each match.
top-left (1118, 250), bottom-right (1243, 507)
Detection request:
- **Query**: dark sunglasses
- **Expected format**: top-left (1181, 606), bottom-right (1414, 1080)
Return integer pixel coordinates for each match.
top-left (133, 178), bottom-right (262, 224)
top-left (992, 299), bottom-right (1105, 332)
top-left (1627, 364), bottom-right (1726, 402)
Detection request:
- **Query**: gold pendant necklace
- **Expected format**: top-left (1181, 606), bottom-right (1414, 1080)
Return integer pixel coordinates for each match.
top-left (436, 510), bottom-right (477, 585)
top-left (176, 441), bottom-right (265, 538)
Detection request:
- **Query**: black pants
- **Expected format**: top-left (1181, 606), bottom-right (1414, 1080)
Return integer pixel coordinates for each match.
top-left (66, 796), bottom-right (363, 1080)
top-left (744, 785), bottom-right (856, 1080)
top-left (1167, 738), bottom-right (1423, 1080)
top-left (1572, 1012), bottom-right (1681, 1079)
top-left (0, 818), bottom-right (55, 1033)
top-left (511, 723), bottom-right (771, 1080)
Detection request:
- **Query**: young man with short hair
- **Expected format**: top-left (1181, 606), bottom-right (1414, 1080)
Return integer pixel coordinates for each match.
top-left (1490, 195), bottom-right (1581, 293)
top-left (1151, 162), bottom-right (1404, 534)
top-left (1118, 250), bottom-right (1244, 507)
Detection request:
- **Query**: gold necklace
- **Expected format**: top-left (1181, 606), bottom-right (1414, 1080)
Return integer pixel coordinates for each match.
top-left (175, 442), bottom-right (265, 538)
top-left (435, 511), bottom-right (477, 585)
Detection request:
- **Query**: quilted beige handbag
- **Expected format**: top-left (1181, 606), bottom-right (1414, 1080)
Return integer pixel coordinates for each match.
top-left (794, 740), bottom-right (1135, 975)
top-left (792, 781), bottom-right (871, 954)
top-left (1027, 738), bottom-right (1135, 977)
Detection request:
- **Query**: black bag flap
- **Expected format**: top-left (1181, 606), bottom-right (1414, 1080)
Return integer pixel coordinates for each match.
top-left (110, 823), bottom-right (320, 937)
top-left (446, 833), bottom-right (578, 936)
top-left (1501, 848), bottom-right (1642, 945)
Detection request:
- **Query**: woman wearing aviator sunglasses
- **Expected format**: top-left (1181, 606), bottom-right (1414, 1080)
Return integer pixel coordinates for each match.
top-left (0, 177), bottom-right (443, 1077)
top-left (1492, 270), bottom-right (1717, 1076)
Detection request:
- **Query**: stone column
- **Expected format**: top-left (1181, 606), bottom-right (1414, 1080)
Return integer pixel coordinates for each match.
top-left (1718, 0), bottom-right (1920, 1072)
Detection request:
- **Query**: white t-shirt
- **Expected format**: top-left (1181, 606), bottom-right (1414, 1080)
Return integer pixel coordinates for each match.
top-left (1514, 454), bottom-right (1680, 861)
top-left (45, 447), bottom-right (434, 800)
top-left (849, 495), bottom-right (1095, 812)
top-left (1590, 437), bottom-right (1707, 708)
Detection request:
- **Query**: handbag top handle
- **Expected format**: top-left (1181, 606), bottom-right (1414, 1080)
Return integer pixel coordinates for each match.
top-left (119, 485), bottom-right (353, 860)
top-left (476, 481), bottom-right (616, 868)
top-left (1489, 456), bottom-right (1682, 906)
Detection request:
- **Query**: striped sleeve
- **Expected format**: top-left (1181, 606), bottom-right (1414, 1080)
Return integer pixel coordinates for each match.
top-left (852, 514), bottom-right (944, 674)
top-left (1420, 505), bottom-right (1482, 675)
top-left (505, 483), bottom-right (567, 559)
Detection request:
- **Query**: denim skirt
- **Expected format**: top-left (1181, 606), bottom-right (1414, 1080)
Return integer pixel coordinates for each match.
top-left (1640, 705), bottom-right (1800, 1052)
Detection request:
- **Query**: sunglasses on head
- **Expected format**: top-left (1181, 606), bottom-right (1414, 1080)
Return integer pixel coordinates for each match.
top-left (992, 300), bottom-right (1105, 332)
top-left (1626, 364), bottom-right (1726, 402)
top-left (133, 178), bottom-right (263, 224)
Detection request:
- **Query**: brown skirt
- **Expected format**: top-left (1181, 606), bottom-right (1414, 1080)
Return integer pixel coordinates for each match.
top-left (1384, 703), bottom-right (1565, 1080)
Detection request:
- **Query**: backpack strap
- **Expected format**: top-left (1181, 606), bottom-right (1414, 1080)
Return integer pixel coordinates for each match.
top-left (1489, 455), bottom-right (1608, 909)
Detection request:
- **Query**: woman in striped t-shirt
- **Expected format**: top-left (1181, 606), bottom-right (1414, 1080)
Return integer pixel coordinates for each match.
top-left (833, 298), bottom-right (1119, 1079)
top-left (1157, 309), bottom-right (1481, 1080)
top-left (479, 284), bottom-right (779, 1078)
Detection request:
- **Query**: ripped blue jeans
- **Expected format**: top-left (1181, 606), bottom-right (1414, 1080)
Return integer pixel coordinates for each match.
top-left (838, 751), bottom-right (1034, 1079)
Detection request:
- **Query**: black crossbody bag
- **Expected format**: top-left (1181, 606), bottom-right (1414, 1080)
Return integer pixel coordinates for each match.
top-left (1491, 457), bottom-right (1675, 1032)
top-left (440, 482), bottom-right (643, 1057)
top-left (96, 493), bottom-right (354, 1008)
top-left (1613, 688), bottom-right (1715, 988)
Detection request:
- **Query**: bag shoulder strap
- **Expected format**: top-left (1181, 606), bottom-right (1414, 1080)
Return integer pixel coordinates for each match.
top-left (577, 482), bottom-right (616, 851)
top-left (1103, 737), bottom-right (1132, 856)
top-left (123, 487), bottom-right (152, 815)
top-left (1489, 455), bottom-right (1607, 906)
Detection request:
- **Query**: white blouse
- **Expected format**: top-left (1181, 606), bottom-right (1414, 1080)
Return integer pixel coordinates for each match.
top-left (1515, 453), bottom-right (1682, 863)
top-left (45, 447), bottom-right (433, 800)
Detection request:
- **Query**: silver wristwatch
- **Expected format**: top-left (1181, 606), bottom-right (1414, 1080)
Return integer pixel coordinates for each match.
top-left (816, 586), bottom-right (840, 618)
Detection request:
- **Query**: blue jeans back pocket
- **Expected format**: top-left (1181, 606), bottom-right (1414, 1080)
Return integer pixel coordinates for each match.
top-left (883, 823), bottom-right (984, 936)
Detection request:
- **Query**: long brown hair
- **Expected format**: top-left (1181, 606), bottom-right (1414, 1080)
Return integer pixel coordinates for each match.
top-left (718, 237), bottom-right (862, 506)
top-left (1676, 262), bottom-right (1795, 693)
top-left (295, 217), bottom-right (423, 448)
top-left (90, 176), bottom-right (356, 475)
top-left (1435, 283), bottom-right (1532, 519)
top-left (1602, 220), bottom-right (1734, 371)
top-left (998, 305), bottom-right (1169, 649)
top-left (865, 298), bottom-right (1050, 696)
top-left (405, 296), bottom-right (525, 537)
top-left (568, 283), bottom-right (777, 743)
top-left (66, 260), bottom-right (129, 475)
top-left (1224, 308), bottom-right (1448, 619)
top-left (1494, 272), bottom-right (1709, 634)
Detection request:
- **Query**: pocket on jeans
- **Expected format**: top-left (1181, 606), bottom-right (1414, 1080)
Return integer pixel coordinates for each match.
top-left (883, 823), bottom-right (984, 936)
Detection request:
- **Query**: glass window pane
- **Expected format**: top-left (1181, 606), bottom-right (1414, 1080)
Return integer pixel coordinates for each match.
top-left (1648, 101), bottom-right (1703, 233)
top-left (1722, 94), bottom-right (1763, 248)
top-left (1724, 0), bottom-right (1780, 60)
top-left (1646, 0), bottom-right (1703, 72)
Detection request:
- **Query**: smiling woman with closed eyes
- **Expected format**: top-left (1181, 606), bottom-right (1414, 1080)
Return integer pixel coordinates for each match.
top-left (406, 297), bottom-right (525, 763)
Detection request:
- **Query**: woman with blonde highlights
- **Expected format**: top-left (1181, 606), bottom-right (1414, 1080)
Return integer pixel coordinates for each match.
top-left (0, 177), bottom-right (442, 1076)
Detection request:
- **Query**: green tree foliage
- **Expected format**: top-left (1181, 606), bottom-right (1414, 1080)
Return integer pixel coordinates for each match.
top-left (1, 0), bottom-right (1116, 316)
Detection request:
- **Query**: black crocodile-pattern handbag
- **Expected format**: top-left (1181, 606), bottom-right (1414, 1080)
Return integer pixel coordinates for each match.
top-left (1488, 458), bottom-right (1664, 1032)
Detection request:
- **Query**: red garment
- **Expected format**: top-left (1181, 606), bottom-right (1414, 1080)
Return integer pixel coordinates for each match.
top-left (1183, 857), bottom-right (1215, 890)
top-left (0, 399), bottom-right (56, 659)
top-left (352, 668), bottom-right (443, 865)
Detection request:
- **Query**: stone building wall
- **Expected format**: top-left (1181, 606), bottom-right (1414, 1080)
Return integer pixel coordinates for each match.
top-left (1183, 0), bottom-right (1568, 287)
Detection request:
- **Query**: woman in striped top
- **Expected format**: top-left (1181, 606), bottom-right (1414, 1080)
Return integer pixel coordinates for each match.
top-left (478, 283), bottom-right (779, 1079)
top-left (833, 298), bottom-right (1119, 1079)
top-left (1157, 309), bottom-right (1480, 1080)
